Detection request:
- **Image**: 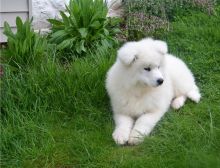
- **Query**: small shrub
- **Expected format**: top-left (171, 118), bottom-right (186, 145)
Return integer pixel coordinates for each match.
top-left (48, 0), bottom-right (120, 58)
top-left (123, 0), bottom-right (217, 41)
top-left (3, 17), bottom-right (47, 70)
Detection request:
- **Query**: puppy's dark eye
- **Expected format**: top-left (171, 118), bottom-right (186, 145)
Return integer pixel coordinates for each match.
top-left (144, 67), bottom-right (151, 71)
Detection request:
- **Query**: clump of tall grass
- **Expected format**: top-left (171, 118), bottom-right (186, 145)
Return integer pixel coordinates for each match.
top-left (3, 17), bottom-right (48, 71)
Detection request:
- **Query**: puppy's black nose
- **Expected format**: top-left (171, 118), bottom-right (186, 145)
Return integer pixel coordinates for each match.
top-left (157, 78), bottom-right (164, 85)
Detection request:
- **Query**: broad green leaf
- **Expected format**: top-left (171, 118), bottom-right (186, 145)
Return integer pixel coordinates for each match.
top-left (3, 22), bottom-right (15, 39)
top-left (78, 28), bottom-right (88, 38)
top-left (47, 19), bottom-right (64, 26)
top-left (16, 17), bottom-right (23, 33)
top-left (75, 42), bottom-right (81, 54)
top-left (80, 40), bottom-right (86, 52)
top-left (103, 28), bottom-right (109, 36)
top-left (50, 30), bottom-right (69, 43)
top-left (90, 21), bottom-right (101, 29)
top-left (57, 37), bottom-right (76, 50)
top-left (60, 11), bottom-right (69, 27)
top-left (111, 28), bottom-right (121, 34)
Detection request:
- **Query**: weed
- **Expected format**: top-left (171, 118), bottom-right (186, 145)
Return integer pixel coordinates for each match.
top-left (3, 17), bottom-right (48, 71)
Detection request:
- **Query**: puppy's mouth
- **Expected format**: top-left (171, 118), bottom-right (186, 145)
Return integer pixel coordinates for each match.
top-left (156, 83), bottom-right (163, 87)
top-left (144, 83), bottom-right (162, 88)
top-left (154, 84), bottom-right (163, 87)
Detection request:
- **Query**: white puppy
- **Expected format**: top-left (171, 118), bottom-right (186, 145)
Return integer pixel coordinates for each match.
top-left (106, 38), bottom-right (201, 145)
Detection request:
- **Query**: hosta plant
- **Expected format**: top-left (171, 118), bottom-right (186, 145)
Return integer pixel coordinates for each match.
top-left (3, 17), bottom-right (47, 70)
top-left (48, 0), bottom-right (120, 56)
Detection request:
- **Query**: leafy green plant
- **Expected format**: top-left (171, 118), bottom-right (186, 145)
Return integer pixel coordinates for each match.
top-left (48, 0), bottom-right (120, 57)
top-left (3, 17), bottom-right (47, 70)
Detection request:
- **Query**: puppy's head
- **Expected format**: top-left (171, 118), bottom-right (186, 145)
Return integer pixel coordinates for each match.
top-left (117, 38), bottom-right (168, 87)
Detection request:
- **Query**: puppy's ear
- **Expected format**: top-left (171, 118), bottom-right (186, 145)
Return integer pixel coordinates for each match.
top-left (117, 42), bottom-right (138, 65)
top-left (154, 40), bottom-right (168, 55)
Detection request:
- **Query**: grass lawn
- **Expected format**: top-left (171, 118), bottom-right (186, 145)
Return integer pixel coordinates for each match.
top-left (1, 9), bottom-right (220, 168)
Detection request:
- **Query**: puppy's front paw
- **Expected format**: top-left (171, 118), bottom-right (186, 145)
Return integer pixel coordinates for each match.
top-left (128, 130), bottom-right (145, 145)
top-left (112, 128), bottom-right (130, 145)
top-left (171, 96), bottom-right (186, 110)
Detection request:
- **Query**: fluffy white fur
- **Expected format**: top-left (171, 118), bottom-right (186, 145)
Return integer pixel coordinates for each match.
top-left (106, 38), bottom-right (201, 145)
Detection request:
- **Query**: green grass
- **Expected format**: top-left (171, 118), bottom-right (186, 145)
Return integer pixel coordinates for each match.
top-left (1, 9), bottom-right (220, 168)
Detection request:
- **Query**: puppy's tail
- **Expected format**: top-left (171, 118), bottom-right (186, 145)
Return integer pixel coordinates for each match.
top-left (187, 85), bottom-right (201, 103)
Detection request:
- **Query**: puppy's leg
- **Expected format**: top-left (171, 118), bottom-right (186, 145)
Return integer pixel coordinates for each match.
top-left (171, 96), bottom-right (186, 110)
top-left (187, 87), bottom-right (201, 103)
top-left (112, 114), bottom-right (134, 145)
top-left (128, 111), bottom-right (164, 145)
